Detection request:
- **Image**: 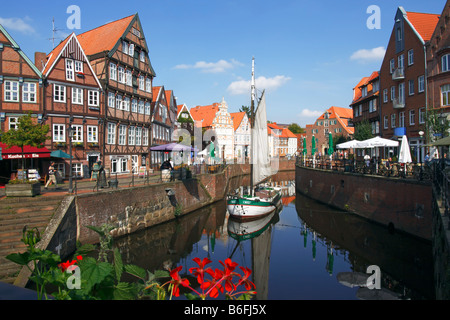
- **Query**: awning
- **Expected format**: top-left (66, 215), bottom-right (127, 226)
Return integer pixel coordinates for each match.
top-left (0, 142), bottom-right (51, 160)
top-left (50, 150), bottom-right (72, 159)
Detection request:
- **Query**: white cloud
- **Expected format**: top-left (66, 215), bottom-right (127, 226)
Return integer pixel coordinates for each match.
top-left (0, 17), bottom-right (36, 35)
top-left (227, 75), bottom-right (291, 95)
top-left (350, 46), bottom-right (385, 63)
top-left (173, 59), bottom-right (243, 73)
top-left (299, 108), bottom-right (322, 118)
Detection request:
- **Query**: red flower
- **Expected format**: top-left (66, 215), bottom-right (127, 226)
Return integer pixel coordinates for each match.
top-left (169, 266), bottom-right (190, 297)
top-left (189, 257), bottom-right (212, 285)
top-left (237, 266), bottom-right (256, 291)
top-left (219, 258), bottom-right (239, 292)
top-left (58, 255), bottom-right (83, 272)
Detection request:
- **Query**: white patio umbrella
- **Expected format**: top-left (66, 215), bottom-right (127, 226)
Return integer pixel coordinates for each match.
top-left (356, 136), bottom-right (399, 148)
top-left (398, 135), bottom-right (412, 163)
top-left (336, 139), bottom-right (361, 149)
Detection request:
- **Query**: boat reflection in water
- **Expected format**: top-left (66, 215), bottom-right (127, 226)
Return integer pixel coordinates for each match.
top-left (227, 205), bottom-right (281, 300)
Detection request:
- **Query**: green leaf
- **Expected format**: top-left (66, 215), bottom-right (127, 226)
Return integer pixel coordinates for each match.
top-left (75, 243), bottom-right (96, 256)
top-left (113, 282), bottom-right (137, 300)
top-left (78, 257), bottom-right (113, 293)
top-left (113, 248), bottom-right (123, 282)
top-left (124, 264), bottom-right (146, 280)
top-left (6, 252), bottom-right (30, 265)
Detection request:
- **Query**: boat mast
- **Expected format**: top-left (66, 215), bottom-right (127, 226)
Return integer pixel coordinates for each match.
top-left (250, 57), bottom-right (255, 195)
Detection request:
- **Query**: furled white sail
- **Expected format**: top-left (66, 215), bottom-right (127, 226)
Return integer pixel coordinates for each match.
top-left (252, 91), bottom-right (271, 185)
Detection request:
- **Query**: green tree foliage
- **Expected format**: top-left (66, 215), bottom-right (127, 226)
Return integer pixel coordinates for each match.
top-left (1, 112), bottom-right (50, 173)
top-left (425, 108), bottom-right (449, 139)
top-left (239, 105), bottom-right (251, 118)
top-left (353, 120), bottom-right (373, 141)
top-left (288, 123), bottom-right (304, 134)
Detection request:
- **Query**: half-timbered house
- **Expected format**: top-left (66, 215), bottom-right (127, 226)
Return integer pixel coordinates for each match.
top-left (77, 14), bottom-right (156, 175)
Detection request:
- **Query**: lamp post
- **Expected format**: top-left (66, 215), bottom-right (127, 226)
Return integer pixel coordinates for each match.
top-left (418, 130), bottom-right (424, 164)
top-left (68, 125), bottom-right (73, 194)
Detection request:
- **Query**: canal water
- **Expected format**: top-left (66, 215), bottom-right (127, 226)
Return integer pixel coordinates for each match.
top-left (114, 175), bottom-right (435, 300)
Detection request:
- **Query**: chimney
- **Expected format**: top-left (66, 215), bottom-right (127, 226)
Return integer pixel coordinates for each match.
top-left (34, 52), bottom-right (47, 71)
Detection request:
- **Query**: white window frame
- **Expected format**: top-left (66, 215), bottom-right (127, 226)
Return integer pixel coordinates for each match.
top-left (4, 80), bottom-right (19, 102)
top-left (145, 102), bottom-right (151, 115)
top-left (139, 75), bottom-right (145, 90)
top-left (418, 75), bottom-right (425, 93)
top-left (129, 43), bottom-right (134, 57)
top-left (383, 89), bottom-right (388, 103)
top-left (87, 126), bottom-right (98, 143)
top-left (72, 163), bottom-right (83, 178)
top-left (66, 59), bottom-right (75, 81)
top-left (54, 84), bottom-right (66, 103)
top-left (71, 125), bottom-right (83, 143)
top-left (408, 49), bottom-right (414, 66)
top-left (107, 123), bottom-right (116, 145)
top-left (75, 60), bottom-right (83, 73)
top-left (53, 124), bottom-right (66, 142)
top-left (146, 78), bottom-right (151, 92)
top-left (138, 101), bottom-right (145, 114)
top-left (118, 125), bottom-right (127, 145)
top-left (131, 99), bottom-right (138, 113)
top-left (408, 79), bottom-right (414, 96)
top-left (108, 92), bottom-right (115, 108)
top-left (123, 97), bottom-right (130, 111)
top-left (441, 84), bottom-right (450, 106)
top-left (398, 82), bottom-right (405, 104)
top-left (419, 108), bottom-right (425, 124)
top-left (72, 87), bottom-right (83, 105)
top-left (384, 115), bottom-right (388, 129)
top-left (143, 128), bottom-right (149, 145)
top-left (116, 95), bottom-right (122, 110)
top-left (140, 51), bottom-right (145, 62)
top-left (390, 59), bottom-right (395, 73)
top-left (118, 67), bottom-right (125, 84)
top-left (128, 126), bottom-right (135, 145)
top-left (135, 127), bottom-right (142, 145)
top-left (88, 90), bottom-right (99, 106)
top-left (391, 114), bottom-right (396, 128)
top-left (22, 82), bottom-right (37, 103)
top-left (399, 111), bottom-right (405, 127)
top-left (8, 117), bottom-right (19, 130)
top-left (122, 41), bottom-right (129, 55)
top-left (409, 110), bottom-right (415, 125)
top-left (126, 70), bottom-right (132, 86)
top-left (110, 63), bottom-right (117, 81)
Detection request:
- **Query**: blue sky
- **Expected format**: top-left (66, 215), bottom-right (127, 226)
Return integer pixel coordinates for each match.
top-left (0, 0), bottom-right (446, 127)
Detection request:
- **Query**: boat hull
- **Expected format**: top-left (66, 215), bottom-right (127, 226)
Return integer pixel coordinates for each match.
top-left (227, 190), bottom-right (282, 221)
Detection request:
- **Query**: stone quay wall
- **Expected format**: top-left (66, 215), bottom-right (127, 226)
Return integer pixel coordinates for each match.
top-left (76, 160), bottom-right (294, 244)
top-left (295, 165), bottom-right (433, 241)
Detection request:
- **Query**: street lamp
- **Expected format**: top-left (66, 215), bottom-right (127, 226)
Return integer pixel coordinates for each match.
top-left (67, 125), bottom-right (73, 194)
top-left (419, 130), bottom-right (424, 163)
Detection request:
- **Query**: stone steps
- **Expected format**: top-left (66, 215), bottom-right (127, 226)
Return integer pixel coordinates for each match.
top-left (0, 196), bottom-right (62, 284)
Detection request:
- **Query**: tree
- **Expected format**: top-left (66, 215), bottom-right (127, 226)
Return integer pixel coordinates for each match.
top-left (288, 123), bottom-right (304, 134)
top-left (353, 120), bottom-right (373, 141)
top-left (1, 112), bottom-right (50, 178)
top-left (239, 106), bottom-right (251, 118)
top-left (425, 108), bottom-right (449, 140)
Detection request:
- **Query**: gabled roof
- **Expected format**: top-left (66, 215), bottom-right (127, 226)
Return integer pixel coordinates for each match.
top-left (77, 15), bottom-right (135, 56)
top-left (316, 106), bottom-right (354, 135)
top-left (41, 33), bottom-right (102, 89)
top-left (230, 112), bottom-right (246, 131)
top-left (0, 24), bottom-right (42, 77)
top-left (177, 104), bottom-right (193, 119)
top-left (405, 11), bottom-right (440, 42)
top-left (190, 103), bottom-right (220, 128)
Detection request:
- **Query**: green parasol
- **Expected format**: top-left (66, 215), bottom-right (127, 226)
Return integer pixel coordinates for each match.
top-left (303, 137), bottom-right (307, 156)
top-left (311, 136), bottom-right (316, 155)
top-left (328, 133), bottom-right (334, 155)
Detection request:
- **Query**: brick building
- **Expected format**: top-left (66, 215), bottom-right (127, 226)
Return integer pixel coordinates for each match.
top-left (426, 0), bottom-right (450, 141)
top-left (0, 24), bottom-right (47, 179)
top-left (305, 106), bottom-right (354, 157)
top-left (77, 14), bottom-right (156, 175)
top-left (41, 33), bottom-right (103, 179)
top-left (379, 7), bottom-right (439, 161)
top-left (350, 71), bottom-right (381, 136)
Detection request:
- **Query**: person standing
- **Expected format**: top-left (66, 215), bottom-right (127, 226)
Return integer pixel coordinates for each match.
top-left (44, 162), bottom-right (58, 189)
top-left (91, 161), bottom-right (100, 181)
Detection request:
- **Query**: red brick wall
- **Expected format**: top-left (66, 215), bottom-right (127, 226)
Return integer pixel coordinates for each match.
top-left (295, 165), bottom-right (432, 240)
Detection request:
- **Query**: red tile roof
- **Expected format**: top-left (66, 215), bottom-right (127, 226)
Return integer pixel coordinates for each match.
top-left (230, 112), bottom-right (246, 131)
top-left (190, 103), bottom-right (220, 128)
top-left (406, 11), bottom-right (440, 42)
top-left (77, 15), bottom-right (135, 56)
top-left (42, 33), bottom-right (72, 75)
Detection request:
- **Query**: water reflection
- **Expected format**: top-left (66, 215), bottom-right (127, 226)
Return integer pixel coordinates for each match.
top-left (113, 173), bottom-right (434, 300)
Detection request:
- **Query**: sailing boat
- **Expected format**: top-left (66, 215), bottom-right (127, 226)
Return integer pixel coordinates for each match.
top-left (226, 58), bottom-right (282, 220)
